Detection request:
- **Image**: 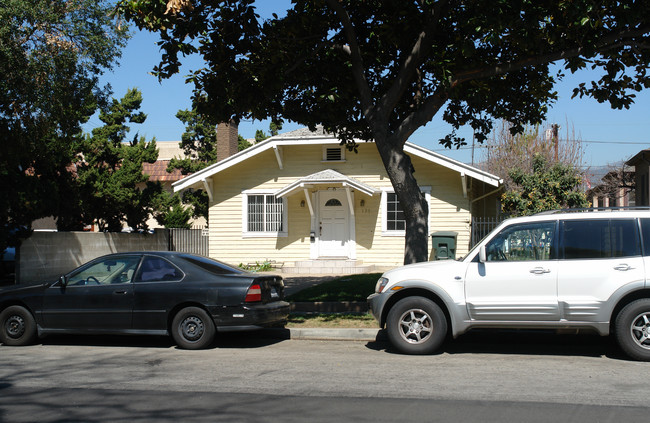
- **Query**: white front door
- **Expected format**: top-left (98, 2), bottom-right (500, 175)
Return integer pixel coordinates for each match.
top-left (318, 191), bottom-right (349, 257)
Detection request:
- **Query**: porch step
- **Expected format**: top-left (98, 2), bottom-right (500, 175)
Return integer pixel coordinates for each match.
top-left (281, 259), bottom-right (376, 275)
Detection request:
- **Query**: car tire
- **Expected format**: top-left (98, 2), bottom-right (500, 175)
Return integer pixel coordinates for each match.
top-left (0, 305), bottom-right (38, 346)
top-left (386, 296), bottom-right (447, 355)
top-left (171, 307), bottom-right (216, 350)
top-left (615, 299), bottom-right (650, 361)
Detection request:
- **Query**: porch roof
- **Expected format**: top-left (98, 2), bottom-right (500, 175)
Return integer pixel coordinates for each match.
top-left (275, 169), bottom-right (378, 198)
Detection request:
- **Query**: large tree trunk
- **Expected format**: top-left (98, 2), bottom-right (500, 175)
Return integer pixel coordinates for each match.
top-left (374, 135), bottom-right (429, 264)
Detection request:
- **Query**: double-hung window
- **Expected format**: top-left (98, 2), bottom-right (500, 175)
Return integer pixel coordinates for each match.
top-left (381, 187), bottom-right (431, 236)
top-left (386, 193), bottom-right (406, 231)
top-left (242, 192), bottom-right (287, 237)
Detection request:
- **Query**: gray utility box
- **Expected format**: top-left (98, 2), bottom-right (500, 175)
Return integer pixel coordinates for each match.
top-left (431, 231), bottom-right (457, 260)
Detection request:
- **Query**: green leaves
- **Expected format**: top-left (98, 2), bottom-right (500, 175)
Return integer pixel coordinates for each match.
top-left (501, 154), bottom-right (589, 217)
top-left (76, 89), bottom-right (160, 232)
top-left (0, 0), bottom-right (128, 248)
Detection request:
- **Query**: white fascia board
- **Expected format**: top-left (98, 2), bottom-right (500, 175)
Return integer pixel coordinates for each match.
top-left (172, 136), bottom-right (345, 193)
top-left (172, 138), bottom-right (279, 192)
top-left (404, 143), bottom-right (502, 187)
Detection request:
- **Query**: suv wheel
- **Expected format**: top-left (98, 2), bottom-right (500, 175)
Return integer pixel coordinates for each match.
top-left (615, 299), bottom-right (650, 361)
top-left (386, 296), bottom-right (447, 355)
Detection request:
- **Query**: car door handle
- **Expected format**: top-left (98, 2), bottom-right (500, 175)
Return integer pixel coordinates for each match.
top-left (113, 290), bottom-right (128, 295)
top-left (614, 264), bottom-right (633, 271)
top-left (529, 267), bottom-right (551, 275)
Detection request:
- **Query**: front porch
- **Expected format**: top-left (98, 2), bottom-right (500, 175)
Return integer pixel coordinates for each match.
top-left (281, 259), bottom-right (378, 275)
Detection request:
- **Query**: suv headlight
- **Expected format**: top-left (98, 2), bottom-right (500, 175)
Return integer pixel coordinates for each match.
top-left (375, 277), bottom-right (389, 293)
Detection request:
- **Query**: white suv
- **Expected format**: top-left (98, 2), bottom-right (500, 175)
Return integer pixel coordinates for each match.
top-left (367, 209), bottom-right (650, 361)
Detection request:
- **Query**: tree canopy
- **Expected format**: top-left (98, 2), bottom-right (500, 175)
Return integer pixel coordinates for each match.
top-left (0, 0), bottom-right (128, 248)
top-left (75, 89), bottom-right (162, 232)
top-left (117, 0), bottom-right (650, 263)
top-left (481, 120), bottom-right (585, 191)
top-left (502, 154), bottom-right (590, 216)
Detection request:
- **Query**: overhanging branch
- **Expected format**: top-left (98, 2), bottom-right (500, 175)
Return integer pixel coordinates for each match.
top-left (452, 26), bottom-right (650, 86)
top-left (325, 0), bottom-right (375, 122)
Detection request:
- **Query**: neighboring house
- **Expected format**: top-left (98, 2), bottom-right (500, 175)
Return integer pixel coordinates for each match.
top-left (626, 149), bottom-right (649, 206)
top-left (173, 125), bottom-right (502, 270)
top-left (139, 141), bottom-right (206, 230)
top-left (586, 166), bottom-right (634, 208)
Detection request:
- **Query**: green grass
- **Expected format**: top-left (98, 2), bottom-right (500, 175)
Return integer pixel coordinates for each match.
top-left (286, 273), bottom-right (381, 302)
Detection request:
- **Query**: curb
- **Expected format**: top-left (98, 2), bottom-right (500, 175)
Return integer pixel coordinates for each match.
top-left (263, 327), bottom-right (386, 342)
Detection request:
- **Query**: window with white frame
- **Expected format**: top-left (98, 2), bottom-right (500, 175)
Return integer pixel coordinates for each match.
top-left (386, 193), bottom-right (406, 231)
top-left (381, 187), bottom-right (431, 236)
top-left (242, 192), bottom-right (287, 237)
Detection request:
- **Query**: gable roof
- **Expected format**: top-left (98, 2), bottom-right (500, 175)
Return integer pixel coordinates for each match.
top-left (173, 126), bottom-right (502, 192)
top-left (276, 169), bottom-right (378, 198)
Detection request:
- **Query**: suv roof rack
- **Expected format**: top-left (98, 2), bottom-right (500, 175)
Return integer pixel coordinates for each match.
top-left (534, 206), bottom-right (650, 216)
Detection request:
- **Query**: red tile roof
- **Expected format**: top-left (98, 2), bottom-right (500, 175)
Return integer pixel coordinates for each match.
top-left (143, 160), bottom-right (184, 182)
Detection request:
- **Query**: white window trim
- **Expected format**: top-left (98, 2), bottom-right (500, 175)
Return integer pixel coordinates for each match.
top-left (321, 146), bottom-right (346, 163)
top-left (381, 186), bottom-right (431, 237)
top-left (241, 190), bottom-right (288, 238)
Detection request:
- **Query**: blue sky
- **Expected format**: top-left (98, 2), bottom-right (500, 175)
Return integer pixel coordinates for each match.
top-left (87, 4), bottom-right (650, 169)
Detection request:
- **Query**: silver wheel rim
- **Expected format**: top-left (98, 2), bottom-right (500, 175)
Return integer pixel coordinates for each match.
top-left (398, 308), bottom-right (433, 344)
top-left (629, 311), bottom-right (650, 350)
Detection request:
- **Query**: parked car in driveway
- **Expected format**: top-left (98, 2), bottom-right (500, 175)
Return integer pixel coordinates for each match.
top-left (0, 252), bottom-right (289, 349)
top-left (368, 208), bottom-right (650, 361)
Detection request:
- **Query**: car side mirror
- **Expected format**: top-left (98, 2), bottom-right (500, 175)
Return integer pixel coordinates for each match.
top-left (59, 275), bottom-right (68, 287)
top-left (479, 246), bottom-right (487, 263)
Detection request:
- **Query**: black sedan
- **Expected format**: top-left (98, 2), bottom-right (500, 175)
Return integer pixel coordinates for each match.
top-left (0, 252), bottom-right (290, 349)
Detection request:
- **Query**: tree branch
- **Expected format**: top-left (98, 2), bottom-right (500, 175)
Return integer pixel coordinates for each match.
top-left (452, 26), bottom-right (650, 87)
top-left (378, 1), bottom-right (448, 120)
top-left (325, 0), bottom-right (375, 123)
top-left (392, 87), bottom-right (449, 146)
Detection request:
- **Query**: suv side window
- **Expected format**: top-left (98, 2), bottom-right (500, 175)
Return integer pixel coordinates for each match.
top-left (484, 221), bottom-right (556, 262)
top-left (562, 219), bottom-right (640, 259)
top-left (639, 219), bottom-right (650, 256)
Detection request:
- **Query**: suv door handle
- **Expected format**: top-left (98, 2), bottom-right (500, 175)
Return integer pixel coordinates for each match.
top-left (614, 264), bottom-right (633, 271)
top-left (113, 290), bottom-right (128, 295)
top-left (529, 267), bottom-right (551, 275)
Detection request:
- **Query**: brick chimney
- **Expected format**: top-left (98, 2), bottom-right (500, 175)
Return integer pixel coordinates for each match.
top-left (216, 121), bottom-right (239, 160)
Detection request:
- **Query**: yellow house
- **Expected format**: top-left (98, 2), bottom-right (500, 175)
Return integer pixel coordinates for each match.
top-left (173, 125), bottom-right (502, 272)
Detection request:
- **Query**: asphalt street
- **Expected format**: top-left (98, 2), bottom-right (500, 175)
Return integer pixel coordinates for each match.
top-left (1, 330), bottom-right (649, 422)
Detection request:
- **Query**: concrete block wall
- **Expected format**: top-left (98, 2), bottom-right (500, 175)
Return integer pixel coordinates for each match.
top-left (17, 231), bottom-right (169, 284)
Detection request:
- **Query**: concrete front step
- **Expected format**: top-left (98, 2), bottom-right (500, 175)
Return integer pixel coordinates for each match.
top-left (282, 259), bottom-right (375, 275)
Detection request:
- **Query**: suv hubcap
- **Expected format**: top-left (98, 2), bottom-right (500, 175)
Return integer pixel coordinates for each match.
top-left (630, 311), bottom-right (650, 350)
top-left (398, 309), bottom-right (433, 344)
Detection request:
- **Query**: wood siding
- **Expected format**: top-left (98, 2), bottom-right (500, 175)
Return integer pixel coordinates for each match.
top-left (208, 143), bottom-right (479, 267)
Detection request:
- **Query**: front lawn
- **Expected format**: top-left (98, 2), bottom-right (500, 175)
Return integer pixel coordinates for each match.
top-left (286, 273), bottom-right (381, 302)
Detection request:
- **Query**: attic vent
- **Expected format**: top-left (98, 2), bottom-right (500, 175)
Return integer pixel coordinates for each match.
top-left (324, 147), bottom-right (344, 161)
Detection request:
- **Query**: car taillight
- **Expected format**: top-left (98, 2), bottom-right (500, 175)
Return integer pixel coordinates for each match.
top-left (245, 284), bottom-right (262, 303)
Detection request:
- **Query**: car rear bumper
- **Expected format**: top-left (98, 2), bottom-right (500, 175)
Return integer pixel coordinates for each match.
top-left (214, 300), bottom-right (290, 329)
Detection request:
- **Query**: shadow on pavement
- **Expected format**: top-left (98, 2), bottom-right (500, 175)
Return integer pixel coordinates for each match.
top-left (365, 329), bottom-right (631, 360)
top-left (38, 330), bottom-right (289, 350)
